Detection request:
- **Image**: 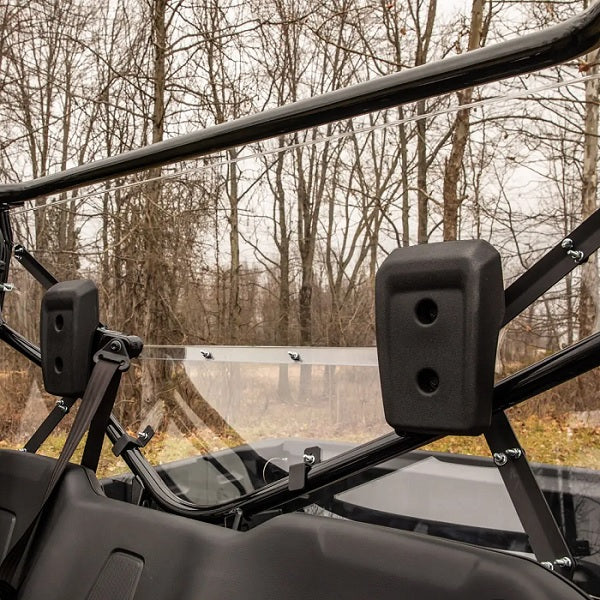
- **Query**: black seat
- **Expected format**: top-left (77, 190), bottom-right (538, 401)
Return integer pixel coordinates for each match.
top-left (0, 450), bottom-right (588, 600)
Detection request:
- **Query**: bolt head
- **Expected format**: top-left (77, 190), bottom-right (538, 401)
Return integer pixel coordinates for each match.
top-left (505, 447), bottom-right (522, 459)
top-left (561, 238), bottom-right (574, 249)
top-left (493, 452), bottom-right (508, 466)
top-left (303, 453), bottom-right (316, 465)
top-left (553, 557), bottom-right (573, 569)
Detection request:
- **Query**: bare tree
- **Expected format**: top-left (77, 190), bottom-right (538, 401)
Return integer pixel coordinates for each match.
top-left (579, 45), bottom-right (600, 339)
top-left (442, 0), bottom-right (491, 241)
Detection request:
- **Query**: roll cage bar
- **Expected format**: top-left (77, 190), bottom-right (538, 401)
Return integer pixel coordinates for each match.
top-left (2, 0), bottom-right (600, 572)
top-left (1, 5), bottom-right (600, 205)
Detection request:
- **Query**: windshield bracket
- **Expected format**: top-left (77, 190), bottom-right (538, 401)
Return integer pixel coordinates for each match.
top-left (112, 426), bottom-right (155, 458)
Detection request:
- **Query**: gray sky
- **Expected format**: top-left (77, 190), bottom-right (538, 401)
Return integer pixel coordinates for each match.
top-left (441, 0), bottom-right (473, 18)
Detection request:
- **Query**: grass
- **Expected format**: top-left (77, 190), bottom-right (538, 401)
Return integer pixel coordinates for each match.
top-left (5, 359), bottom-right (600, 478)
top-left (3, 412), bottom-right (600, 479)
top-left (426, 413), bottom-right (600, 468)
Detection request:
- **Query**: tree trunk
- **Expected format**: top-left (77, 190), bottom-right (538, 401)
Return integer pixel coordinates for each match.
top-left (140, 0), bottom-right (169, 420)
top-left (227, 149), bottom-right (242, 343)
top-left (415, 1), bottom-right (437, 244)
top-left (442, 0), bottom-right (485, 241)
top-left (579, 47), bottom-right (600, 339)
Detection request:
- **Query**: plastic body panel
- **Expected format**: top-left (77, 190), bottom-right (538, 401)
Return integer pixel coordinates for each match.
top-left (0, 451), bottom-right (54, 559)
top-left (0, 451), bottom-right (587, 600)
top-left (40, 280), bottom-right (99, 397)
top-left (376, 240), bottom-right (504, 435)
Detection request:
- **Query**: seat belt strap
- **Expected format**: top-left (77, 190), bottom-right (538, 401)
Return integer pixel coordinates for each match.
top-left (81, 373), bottom-right (120, 472)
top-left (0, 354), bottom-right (123, 594)
top-left (22, 396), bottom-right (77, 454)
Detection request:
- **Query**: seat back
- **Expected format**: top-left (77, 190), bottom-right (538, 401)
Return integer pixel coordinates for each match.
top-left (0, 450), bottom-right (587, 600)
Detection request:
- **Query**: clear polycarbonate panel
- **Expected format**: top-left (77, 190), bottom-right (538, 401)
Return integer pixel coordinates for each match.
top-left (110, 345), bottom-right (600, 507)
top-left (0, 361), bottom-right (53, 449)
top-left (112, 346), bottom-right (600, 567)
top-left (113, 346), bottom-right (391, 504)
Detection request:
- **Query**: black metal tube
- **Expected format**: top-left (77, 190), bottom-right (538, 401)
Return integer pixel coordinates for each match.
top-left (4, 317), bottom-right (600, 520)
top-left (1, 5), bottom-right (600, 204)
top-left (503, 209), bottom-right (600, 326)
top-left (485, 412), bottom-right (573, 576)
top-left (0, 210), bottom-right (13, 310)
top-left (0, 323), bottom-right (42, 365)
top-left (492, 330), bottom-right (600, 410)
top-left (14, 244), bottom-right (58, 290)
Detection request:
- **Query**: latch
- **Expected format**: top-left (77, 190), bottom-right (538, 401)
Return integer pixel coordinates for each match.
top-left (288, 446), bottom-right (321, 491)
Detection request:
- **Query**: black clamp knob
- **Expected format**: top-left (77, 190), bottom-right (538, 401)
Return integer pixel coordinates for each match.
top-left (112, 425), bottom-right (155, 457)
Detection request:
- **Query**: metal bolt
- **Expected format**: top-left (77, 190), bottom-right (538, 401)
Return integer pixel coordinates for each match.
top-left (55, 399), bottom-right (69, 414)
top-left (561, 238), bottom-right (585, 263)
top-left (0, 283), bottom-right (14, 292)
top-left (561, 238), bottom-right (574, 250)
top-left (18, 447), bottom-right (27, 453)
top-left (109, 340), bottom-right (122, 352)
top-left (540, 561), bottom-right (554, 571)
top-left (494, 448), bottom-right (522, 466)
top-left (288, 351), bottom-right (301, 362)
top-left (493, 452), bottom-right (508, 466)
top-left (200, 351), bottom-right (213, 360)
top-left (505, 447), bottom-right (522, 460)
top-left (303, 453), bottom-right (316, 465)
top-left (553, 557), bottom-right (573, 569)
top-left (137, 431), bottom-right (149, 442)
top-left (568, 249), bottom-right (584, 262)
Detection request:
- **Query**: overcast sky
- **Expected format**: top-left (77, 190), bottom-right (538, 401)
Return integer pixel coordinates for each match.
top-left (441, 0), bottom-right (474, 18)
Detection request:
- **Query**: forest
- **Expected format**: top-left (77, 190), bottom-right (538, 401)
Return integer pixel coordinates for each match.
top-left (1, 0), bottom-right (600, 459)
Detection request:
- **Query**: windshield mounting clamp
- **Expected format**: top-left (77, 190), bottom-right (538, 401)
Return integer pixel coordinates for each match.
top-left (288, 446), bottom-right (322, 491)
top-left (93, 331), bottom-right (143, 372)
top-left (112, 425), bottom-right (155, 457)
